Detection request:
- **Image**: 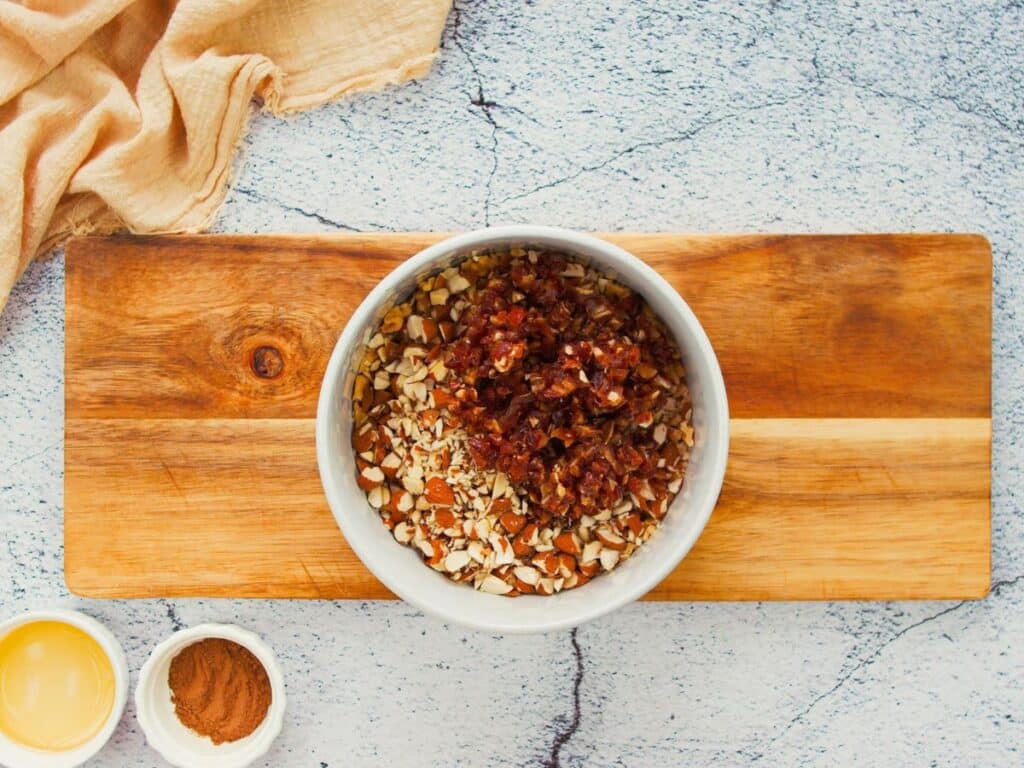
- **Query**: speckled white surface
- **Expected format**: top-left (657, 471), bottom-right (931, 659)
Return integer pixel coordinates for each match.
top-left (1, 1), bottom-right (1022, 765)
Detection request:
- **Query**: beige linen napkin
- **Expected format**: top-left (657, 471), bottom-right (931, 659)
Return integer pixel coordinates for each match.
top-left (0, 0), bottom-right (451, 312)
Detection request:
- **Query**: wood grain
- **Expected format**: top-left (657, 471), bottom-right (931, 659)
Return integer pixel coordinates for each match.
top-left (64, 418), bottom-right (990, 600)
top-left (64, 233), bottom-right (992, 600)
top-left (66, 233), bottom-right (991, 419)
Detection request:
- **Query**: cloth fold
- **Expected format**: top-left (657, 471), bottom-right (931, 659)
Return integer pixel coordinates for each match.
top-left (0, 0), bottom-right (451, 312)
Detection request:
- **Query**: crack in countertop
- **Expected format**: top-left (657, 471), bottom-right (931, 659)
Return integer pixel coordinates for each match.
top-left (746, 574), bottom-right (1024, 762)
top-left (450, 1), bottom-right (499, 226)
top-left (232, 186), bottom-right (363, 232)
top-left (492, 90), bottom-right (815, 208)
top-left (545, 627), bottom-right (584, 768)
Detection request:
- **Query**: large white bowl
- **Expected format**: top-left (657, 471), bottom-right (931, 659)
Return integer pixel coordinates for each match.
top-left (316, 226), bottom-right (729, 633)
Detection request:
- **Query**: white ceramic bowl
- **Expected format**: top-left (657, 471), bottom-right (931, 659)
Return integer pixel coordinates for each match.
top-left (317, 226), bottom-right (729, 633)
top-left (135, 623), bottom-right (286, 768)
top-left (0, 609), bottom-right (129, 768)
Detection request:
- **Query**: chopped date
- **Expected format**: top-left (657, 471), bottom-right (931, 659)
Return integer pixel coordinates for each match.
top-left (445, 250), bottom-right (690, 522)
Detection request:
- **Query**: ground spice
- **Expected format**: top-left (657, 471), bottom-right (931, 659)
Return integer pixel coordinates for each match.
top-left (168, 638), bottom-right (271, 744)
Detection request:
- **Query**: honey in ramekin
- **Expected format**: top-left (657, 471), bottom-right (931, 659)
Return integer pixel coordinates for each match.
top-left (0, 620), bottom-right (115, 750)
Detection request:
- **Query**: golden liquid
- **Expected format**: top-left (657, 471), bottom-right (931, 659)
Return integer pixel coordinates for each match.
top-left (0, 621), bottom-right (115, 751)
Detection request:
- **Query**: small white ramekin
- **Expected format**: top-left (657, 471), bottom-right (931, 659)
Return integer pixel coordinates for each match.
top-left (316, 226), bottom-right (730, 633)
top-left (0, 609), bottom-right (129, 768)
top-left (135, 623), bottom-right (286, 768)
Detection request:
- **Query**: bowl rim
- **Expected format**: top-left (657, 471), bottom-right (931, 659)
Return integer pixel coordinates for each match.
top-left (0, 609), bottom-right (129, 768)
top-left (134, 623), bottom-right (286, 768)
top-left (316, 225), bottom-right (729, 633)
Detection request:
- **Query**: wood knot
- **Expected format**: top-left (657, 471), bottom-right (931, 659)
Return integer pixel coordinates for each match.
top-left (251, 345), bottom-right (284, 379)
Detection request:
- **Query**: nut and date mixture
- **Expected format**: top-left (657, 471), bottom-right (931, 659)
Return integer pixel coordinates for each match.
top-left (351, 247), bottom-right (693, 596)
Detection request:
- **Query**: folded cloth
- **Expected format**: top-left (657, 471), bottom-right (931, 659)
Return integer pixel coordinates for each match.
top-left (0, 0), bottom-right (451, 312)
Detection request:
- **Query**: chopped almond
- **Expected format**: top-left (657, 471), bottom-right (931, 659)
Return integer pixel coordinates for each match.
top-left (553, 531), bottom-right (581, 555)
top-left (424, 476), bottom-right (456, 506)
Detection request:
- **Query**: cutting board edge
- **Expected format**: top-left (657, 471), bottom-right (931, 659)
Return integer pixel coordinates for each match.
top-left (63, 582), bottom-right (993, 602)
top-left (64, 231), bottom-right (995, 254)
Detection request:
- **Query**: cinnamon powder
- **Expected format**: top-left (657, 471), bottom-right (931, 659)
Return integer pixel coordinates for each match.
top-left (168, 638), bottom-right (271, 744)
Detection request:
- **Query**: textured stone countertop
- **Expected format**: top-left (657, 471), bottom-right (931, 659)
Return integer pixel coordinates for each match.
top-left (1, 2), bottom-right (1022, 766)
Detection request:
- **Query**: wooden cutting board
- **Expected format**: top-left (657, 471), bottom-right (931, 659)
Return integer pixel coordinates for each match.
top-left (64, 233), bottom-right (992, 600)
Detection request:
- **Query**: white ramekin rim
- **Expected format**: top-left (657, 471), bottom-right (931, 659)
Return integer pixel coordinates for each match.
top-left (317, 226), bottom-right (729, 633)
top-left (0, 609), bottom-right (129, 768)
top-left (134, 623), bottom-right (286, 768)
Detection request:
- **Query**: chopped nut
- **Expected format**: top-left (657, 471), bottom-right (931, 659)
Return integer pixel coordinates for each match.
top-left (599, 547), bottom-right (621, 571)
top-left (402, 474), bottom-right (425, 496)
top-left (416, 539), bottom-right (435, 559)
top-left (380, 307), bottom-right (405, 334)
top-left (557, 553), bottom-right (577, 578)
top-left (511, 566), bottom-right (537, 585)
top-left (380, 452), bottom-right (402, 477)
top-left (407, 315), bottom-right (427, 343)
top-left (428, 358), bottom-right (448, 382)
top-left (479, 574), bottom-right (513, 595)
top-left (367, 485), bottom-right (388, 509)
top-left (489, 532), bottom-right (515, 566)
top-left (425, 476), bottom-right (456, 506)
top-left (580, 539), bottom-right (603, 564)
top-left (444, 550), bottom-right (471, 572)
top-left (553, 531), bottom-right (581, 556)
top-left (394, 521), bottom-right (414, 544)
top-left (473, 517), bottom-right (491, 541)
top-left (531, 551), bottom-right (560, 576)
top-left (396, 490), bottom-right (414, 513)
top-left (404, 380), bottom-right (428, 403)
top-left (434, 507), bottom-right (457, 529)
top-left (492, 472), bottom-right (509, 498)
top-left (595, 526), bottom-right (627, 551)
top-left (653, 423), bottom-right (668, 445)
top-left (467, 540), bottom-right (486, 563)
top-left (498, 509), bottom-right (525, 536)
